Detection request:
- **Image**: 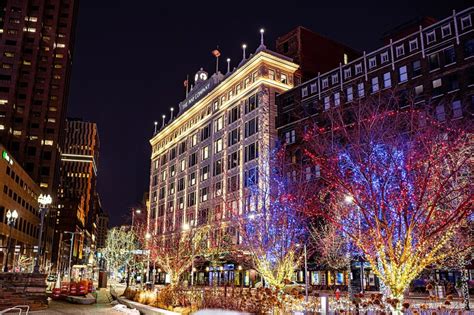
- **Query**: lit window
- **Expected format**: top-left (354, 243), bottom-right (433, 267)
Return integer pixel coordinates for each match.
top-left (368, 57), bottom-right (377, 69)
top-left (0, 125), bottom-right (4, 130)
top-left (268, 69), bottom-right (275, 80)
top-left (0, 100), bottom-right (8, 105)
top-left (301, 87), bottom-right (308, 98)
top-left (334, 92), bottom-right (340, 106)
top-left (409, 39), bottom-right (418, 51)
top-left (285, 130), bottom-right (296, 144)
top-left (322, 78), bottom-right (329, 88)
top-left (214, 138), bottom-right (223, 153)
top-left (280, 73), bottom-right (288, 84)
top-left (47, 118), bottom-right (56, 123)
top-left (355, 63), bottom-right (363, 74)
top-left (346, 87), bottom-right (353, 102)
top-left (343, 53), bottom-right (348, 65)
top-left (383, 72), bottom-right (391, 88)
top-left (56, 43), bottom-right (66, 48)
top-left (202, 146), bottom-right (209, 160)
top-left (191, 134), bottom-right (198, 147)
top-left (399, 66), bottom-right (408, 82)
top-left (344, 68), bottom-right (351, 79)
top-left (395, 45), bottom-right (405, 57)
top-left (436, 105), bottom-right (446, 121)
top-left (180, 160), bottom-right (186, 171)
top-left (432, 78), bottom-right (442, 89)
top-left (13, 130), bottom-right (22, 136)
top-left (452, 100), bottom-right (462, 118)
top-left (214, 116), bottom-right (224, 132)
top-left (324, 96), bottom-right (330, 110)
top-left (371, 77), bottom-right (379, 93)
top-left (415, 85), bottom-right (424, 96)
top-left (381, 52), bottom-right (389, 63)
top-left (331, 74), bottom-right (339, 84)
top-left (42, 140), bottom-right (53, 146)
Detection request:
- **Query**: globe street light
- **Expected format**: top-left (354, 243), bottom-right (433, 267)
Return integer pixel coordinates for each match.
top-left (34, 194), bottom-right (52, 273)
top-left (3, 209), bottom-right (19, 272)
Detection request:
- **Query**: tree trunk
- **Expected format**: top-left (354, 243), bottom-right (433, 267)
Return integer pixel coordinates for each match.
top-left (126, 265), bottom-right (131, 289)
top-left (461, 269), bottom-right (470, 310)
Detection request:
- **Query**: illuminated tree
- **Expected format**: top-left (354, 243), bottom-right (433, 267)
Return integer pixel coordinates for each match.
top-left (303, 96), bottom-right (473, 313)
top-left (149, 227), bottom-right (207, 287)
top-left (236, 149), bottom-right (309, 290)
top-left (102, 226), bottom-right (137, 285)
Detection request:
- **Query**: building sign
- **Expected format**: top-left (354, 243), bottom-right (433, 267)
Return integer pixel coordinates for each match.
top-left (179, 81), bottom-right (212, 111)
top-left (2, 150), bottom-right (13, 165)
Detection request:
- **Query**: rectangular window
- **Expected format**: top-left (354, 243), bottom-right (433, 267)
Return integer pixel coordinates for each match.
top-left (334, 92), bottom-right (340, 106)
top-left (409, 39), bottom-right (418, 51)
top-left (245, 94), bottom-right (258, 113)
top-left (331, 74), bottom-right (338, 84)
top-left (187, 192), bottom-right (196, 207)
top-left (244, 167), bottom-right (258, 187)
top-left (429, 53), bottom-right (440, 70)
top-left (324, 96), bottom-right (330, 110)
top-left (227, 151), bottom-right (240, 170)
top-left (200, 187), bottom-right (209, 202)
top-left (461, 15), bottom-right (472, 30)
top-left (346, 87), bottom-right (353, 102)
top-left (191, 134), bottom-right (198, 147)
top-left (228, 128), bottom-right (240, 146)
top-left (180, 159), bottom-right (186, 171)
top-left (371, 77), bottom-right (379, 93)
top-left (161, 170), bottom-right (167, 181)
top-left (381, 51), bottom-right (389, 63)
top-left (213, 159), bottom-right (223, 176)
top-left (415, 84), bottom-right (424, 96)
top-left (201, 123), bottom-right (211, 141)
top-left (268, 69), bottom-right (275, 80)
top-left (395, 45), bottom-right (405, 57)
top-left (179, 140), bottom-right (187, 154)
top-left (178, 177), bottom-right (185, 191)
top-left (245, 117), bottom-right (258, 138)
top-left (215, 181), bottom-right (223, 196)
top-left (383, 72), bottom-right (391, 88)
top-left (444, 47), bottom-right (456, 64)
top-left (368, 57), bottom-right (376, 68)
top-left (322, 78), bottom-right (329, 88)
top-left (280, 73), bottom-right (288, 84)
top-left (344, 68), bottom-right (351, 79)
top-left (227, 175), bottom-right (239, 192)
top-left (399, 66), bottom-right (408, 82)
top-left (200, 165), bottom-right (209, 181)
top-left (214, 116), bottom-right (224, 132)
top-left (412, 60), bottom-right (422, 77)
top-left (285, 130), bottom-right (296, 144)
top-left (189, 152), bottom-right (197, 167)
top-left (189, 172), bottom-right (196, 186)
top-left (310, 82), bottom-right (317, 93)
top-left (432, 78), bottom-right (442, 89)
top-left (214, 138), bottom-right (223, 153)
top-left (170, 164), bottom-right (176, 177)
top-left (301, 87), bottom-right (308, 98)
top-left (202, 146), bottom-right (209, 160)
top-left (426, 30), bottom-right (436, 44)
top-left (436, 105), bottom-right (446, 121)
top-left (355, 63), bottom-right (363, 74)
top-left (452, 100), bottom-right (462, 118)
top-left (169, 182), bottom-right (175, 195)
top-left (358, 83), bottom-right (365, 97)
top-left (169, 147), bottom-right (177, 160)
top-left (228, 106), bottom-right (240, 124)
top-left (441, 24), bottom-right (451, 38)
top-left (244, 142), bottom-right (258, 162)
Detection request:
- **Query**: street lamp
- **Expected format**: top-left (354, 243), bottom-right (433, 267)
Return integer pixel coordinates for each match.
top-left (34, 194), bottom-right (52, 273)
top-left (296, 243), bottom-right (309, 306)
top-left (182, 223), bottom-right (193, 286)
top-left (145, 232), bottom-right (151, 283)
top-left (3, 209), bottom-right (18, 272)
top-left (131, 208), bottom-right (142, 231)
top-left (344, 194), bottom-right (364, 293)
top-left (64, 231), bottom-right (82, 283)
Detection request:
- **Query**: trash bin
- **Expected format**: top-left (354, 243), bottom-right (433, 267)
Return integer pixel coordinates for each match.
top-left (99, 271), bottom-right (108, 288)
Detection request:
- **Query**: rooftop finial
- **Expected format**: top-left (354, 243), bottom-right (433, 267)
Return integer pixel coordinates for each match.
top-left (226, 58), bottom-right (231, 73)
top-left (242, 44), bottom-right (247, 60)
top-left (170, 107), bottom-right (174, 120)
top-left (153, 121), bottom-right (158, 134)
top-left (260, 28), bottom-right (265, 46)
top-left (161, 115), bottom-right (166, 128)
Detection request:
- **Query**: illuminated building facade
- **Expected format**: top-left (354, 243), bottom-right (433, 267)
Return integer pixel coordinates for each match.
top-left (0, 0), bottom-right (79, 195)
top-left (0, 144), bottom-right (53, 271)
top-left (149, 44), bottom-right (299, 285)
top-left (55, 119), bottom-right (99, 266)
top-left (277, 7), bottom-right (474, 290)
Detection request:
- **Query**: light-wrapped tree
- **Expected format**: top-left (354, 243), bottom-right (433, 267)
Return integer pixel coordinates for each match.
top-left (303, 96), bottom-right (473, 313)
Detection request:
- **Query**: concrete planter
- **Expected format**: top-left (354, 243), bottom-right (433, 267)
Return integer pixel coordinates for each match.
top-left (117, 296), bottom-right (181, 315)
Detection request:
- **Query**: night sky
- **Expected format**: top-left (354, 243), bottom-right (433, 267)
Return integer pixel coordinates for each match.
top-left (67, 0), bottom-right (471, 226)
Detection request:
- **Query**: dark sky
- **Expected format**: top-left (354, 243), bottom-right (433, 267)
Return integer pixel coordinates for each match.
top-left (67, 0), bottom-right (471, 226)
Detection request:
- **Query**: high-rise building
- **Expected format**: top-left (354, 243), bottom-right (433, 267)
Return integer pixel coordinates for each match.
top-left (0, 0), bottom-right (79, 196)
top-left (55, 119), bottom-right (99, 265)
top-left (149, 42), bottom-right (299, 285)
top-left (0, 144), bottom-right (51, 271)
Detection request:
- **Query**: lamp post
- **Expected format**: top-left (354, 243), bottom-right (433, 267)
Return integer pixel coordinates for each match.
top-left (3, 209), bottom-right (18, 272)
top-left (34, 194), bottom-right (52, 273)
top-left (182, 223), bottom-right (193, 286)
top-left (131, 208), bottom-right (141, 232)
top-left (345, 194), bottom-right (364, 293)
top-left (64, 231), bottom-right (82, 282)
top-left (296, 243), bottom-right (309, 305)
top-left (145, 232), bottom-right (151, 283)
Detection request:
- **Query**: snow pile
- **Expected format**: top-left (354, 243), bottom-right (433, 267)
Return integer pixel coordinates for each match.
top-left (112, 304), bottom-right (140, 315)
